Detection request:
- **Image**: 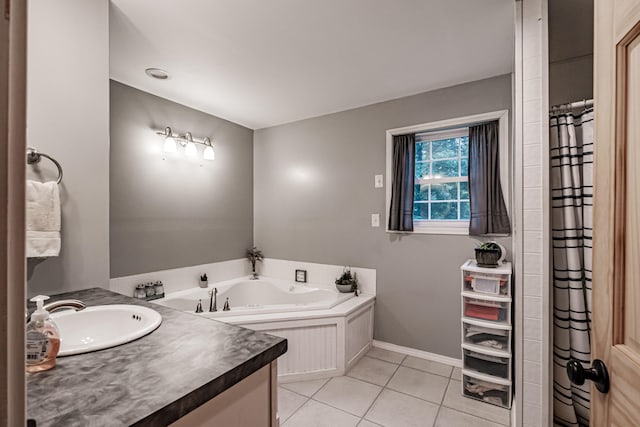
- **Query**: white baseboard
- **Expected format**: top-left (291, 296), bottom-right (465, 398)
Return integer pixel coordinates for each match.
top-left (372, 340), bottom-right (462, 368)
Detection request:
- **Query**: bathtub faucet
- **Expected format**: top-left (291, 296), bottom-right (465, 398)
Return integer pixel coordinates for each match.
top-left (209, 288), bottom-right (217, 312)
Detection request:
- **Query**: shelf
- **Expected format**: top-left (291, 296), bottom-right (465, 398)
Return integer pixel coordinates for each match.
top-left (462, 370), bottom-right (512, 409)
top-left (462, 316), bottom-right (510, 327)
top-left (460, 259), bottom-right (513, 409)
top-left (461, 259), bottom-right (512, 274)
top-left (461, 368), bottom-right (511, 386)
top-left (462, 343), bottom-right (511, 358)
top-left (461, 291), bottom-right (511, 302)
top-left (461, 317), bottom-right (512, 330)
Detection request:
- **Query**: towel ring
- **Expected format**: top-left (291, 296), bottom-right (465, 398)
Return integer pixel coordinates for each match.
top-left (26, 147), bottom-right (63, 184)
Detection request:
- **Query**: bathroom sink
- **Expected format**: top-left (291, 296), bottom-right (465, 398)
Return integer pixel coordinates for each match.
top-left (50, 304), bottom-right (162, 356)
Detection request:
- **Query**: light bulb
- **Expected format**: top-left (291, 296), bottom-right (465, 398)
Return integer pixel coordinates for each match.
top-left (203, 145), bottom-right (215, 160)
top-left (185, 141), bottom-right (197, 157)
top-left (163, 135), bottom-right (177, 153)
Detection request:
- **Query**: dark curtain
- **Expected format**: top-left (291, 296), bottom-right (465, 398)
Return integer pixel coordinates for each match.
top-left (388, 134), bottom-right (415, 231)
top-left (468, 121), bottom-right (510, 235)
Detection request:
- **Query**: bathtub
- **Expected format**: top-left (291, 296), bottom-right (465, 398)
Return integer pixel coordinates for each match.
top-left (156, 277), bottom-right (355, 316)
top-left (153, 276), bottom-right (375, 382)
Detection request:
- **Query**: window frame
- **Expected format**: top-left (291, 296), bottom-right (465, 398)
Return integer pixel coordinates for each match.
top-left (414, 127), bottom-right (470, 225)
top-left (385, 110), bottom-right (510, 235)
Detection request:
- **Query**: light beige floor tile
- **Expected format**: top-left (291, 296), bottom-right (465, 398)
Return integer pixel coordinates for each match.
top-left (386, 366), bottom-right (449, 404)
top-left (357, 420), bottom-right (382, 427)
top-left (348, 356), bottom-right (399, 386)
top-left (401, 356), bottom-right (453, 378)
top-left (281, 378), bottom-right (329, 397)
top-left (365, 389), bottom-right (439, 427)
top-left (366, 347), bottom-right (406, 364)
top-left (442, 380), bottom-right (510, 425)
top-left (435, 406), bottom-right (505, 427)
top-left (278, 387), bottom-right (308, 423)
top-left (451, 367), bottom-right (462, 379)
top-left (314, 376), bottom-right (382, 417)
top-left (283, 399), bottom-right (360, 427)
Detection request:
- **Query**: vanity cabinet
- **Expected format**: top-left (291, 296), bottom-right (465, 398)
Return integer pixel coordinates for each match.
top-left (170, 362), bottom-right (279, 427)
top-left (460, 259), bottom-right (513, 409)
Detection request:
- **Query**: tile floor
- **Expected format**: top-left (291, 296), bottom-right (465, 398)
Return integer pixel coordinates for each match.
top-left (278, 347), bottom-right (511, 427)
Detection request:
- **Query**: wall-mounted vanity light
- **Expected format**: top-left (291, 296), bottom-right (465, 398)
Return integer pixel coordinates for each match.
top-left (156, 127), bottom-right (215, 160)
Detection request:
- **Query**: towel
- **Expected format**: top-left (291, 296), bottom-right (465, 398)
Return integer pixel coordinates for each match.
top-left (26, 180), bottom-right (61, 258)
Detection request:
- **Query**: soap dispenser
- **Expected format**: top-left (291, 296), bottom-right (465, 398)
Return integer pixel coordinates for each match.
top-left (26, 295), bottom-right (61, 373)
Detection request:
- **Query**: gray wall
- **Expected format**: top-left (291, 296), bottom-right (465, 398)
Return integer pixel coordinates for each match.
top-left (27, 0), bottom-right (110, 295)
top-left (109, 81), bottom-right (254, 278)
top-left (549, 0), bottom-right (593, 105)
top-left (254, 75), bottom-right (512, 358)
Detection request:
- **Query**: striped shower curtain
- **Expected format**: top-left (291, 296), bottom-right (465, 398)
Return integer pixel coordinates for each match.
top-left (550, 108), bottom-right (593, 427)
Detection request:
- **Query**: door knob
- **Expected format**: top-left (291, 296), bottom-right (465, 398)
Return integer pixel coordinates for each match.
top-left (566, 358), bottom-right (610, 393)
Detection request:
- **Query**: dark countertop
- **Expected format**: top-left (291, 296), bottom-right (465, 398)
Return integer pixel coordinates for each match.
top-left (26, 288), bottom-right (287, 426)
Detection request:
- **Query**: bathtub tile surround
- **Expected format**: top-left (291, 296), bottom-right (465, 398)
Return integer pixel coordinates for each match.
top-left (279, 346), bottom-right (509, 427)
top-left (27, 288), bottom-right (286, 426)
top-left (109, 257), bottom-right (376, 300)
top-left (109, 258), bottom-right (250, 297)
top-left (260, 258), bottom-right (377, 295)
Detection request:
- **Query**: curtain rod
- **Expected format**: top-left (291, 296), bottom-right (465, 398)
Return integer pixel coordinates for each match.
top-left (550, 98), bottom-right (593, 112)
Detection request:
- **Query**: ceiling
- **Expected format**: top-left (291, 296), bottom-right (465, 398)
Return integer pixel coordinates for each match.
top-left (110, 0), bottom-right (515, 130)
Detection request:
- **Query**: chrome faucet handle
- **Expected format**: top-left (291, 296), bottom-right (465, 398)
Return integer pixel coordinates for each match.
top-left (223, 297), bottom-right (230, 311)
top-left (195, 299), bottom-right (203, 313)
top-left (209, 288), bottom-right (218, 312)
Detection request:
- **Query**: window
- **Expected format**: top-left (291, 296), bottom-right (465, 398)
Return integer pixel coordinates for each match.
top-left (385, 110), bottom-right (509, 235)
top-left (413, 128), bottom-right (470, 225)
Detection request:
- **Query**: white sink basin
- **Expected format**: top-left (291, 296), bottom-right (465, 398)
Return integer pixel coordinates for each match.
top-left (50, 304), bottom-right (162, 356)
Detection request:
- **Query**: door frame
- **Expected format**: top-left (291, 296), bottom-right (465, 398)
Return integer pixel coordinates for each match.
top-left (0, 0), bottom-right (27, 424)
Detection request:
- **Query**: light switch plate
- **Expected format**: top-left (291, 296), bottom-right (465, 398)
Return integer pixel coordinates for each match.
top-left (371, 213), bottom-right (380, 227)
top-left (375, 175), bottom-right (383, 188)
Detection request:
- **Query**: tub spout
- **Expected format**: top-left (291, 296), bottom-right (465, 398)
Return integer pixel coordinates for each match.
top-left (209, 288), bottom-right (217, 312)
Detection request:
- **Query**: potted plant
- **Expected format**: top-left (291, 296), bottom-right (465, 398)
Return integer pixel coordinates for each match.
top-left (199, 273), bottom-right (208, 288)
top-left (335, 267), bottom-right (358, 293)
top-left (247, 247), bottom-right (264, 280)
top-left (475, 242), bottom-right (502, 267)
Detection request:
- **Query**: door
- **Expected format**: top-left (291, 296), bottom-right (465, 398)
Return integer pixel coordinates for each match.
top-left (591, 0), bottom-right (640, 425)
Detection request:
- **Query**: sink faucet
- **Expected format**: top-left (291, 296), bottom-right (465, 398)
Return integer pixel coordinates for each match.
top-left (43, 299), bottom-right (86, 314)
top-left (209, 288), bottom-right (218, 312)
top-left (27, 299), bottom-right (86, 322)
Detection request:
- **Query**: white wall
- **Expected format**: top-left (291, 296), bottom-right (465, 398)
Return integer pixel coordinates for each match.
top-left (26, 0), bottom-right (110, 295)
